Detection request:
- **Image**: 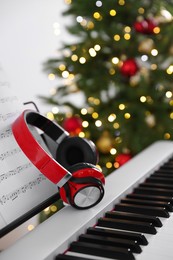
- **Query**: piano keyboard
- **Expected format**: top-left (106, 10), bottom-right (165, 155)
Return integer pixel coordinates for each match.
top-left (1, 140), bottom-right (173, 260)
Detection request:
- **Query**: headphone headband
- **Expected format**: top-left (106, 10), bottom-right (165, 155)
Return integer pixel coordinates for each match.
top-left (12, 110), bottom-right (72, 187)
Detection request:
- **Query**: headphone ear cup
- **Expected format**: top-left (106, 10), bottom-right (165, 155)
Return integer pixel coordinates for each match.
top-left (56, 137), bottom-right (98, 169)
top-left (59, 163), bottom-right (105, 209)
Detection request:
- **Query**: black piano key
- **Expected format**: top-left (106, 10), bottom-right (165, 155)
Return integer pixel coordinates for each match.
top-left (97, 217), bottom-right (157, 234)
top-left (134, 186), bottom-right (173, 197)
top-left (55, 254), bottom-right (93, 260)
top-left (146, 176), bottom-right (173, 184)
top-left (120, 198), bottom-right (173, 212)
top-left (154, 169), bottom-right (173, 174)
top-left (78, 234), bottom-right (142, 253)
top-left (140, 182), bottom-right (173, 189)
top-left (127, 193), bottom-right (173, 205)
top-left (160, 165), bottom-right (173, 170)
top-left (105, 211), bottom-right (162, 227)
top-left (70, 241), bottom-right (135, 260)
top-left (152, 173), bottom-right (173, 178)
top-left (87, 227), bottom-right (148, 245)
top-left (115, 203), bottom-right (169, 218)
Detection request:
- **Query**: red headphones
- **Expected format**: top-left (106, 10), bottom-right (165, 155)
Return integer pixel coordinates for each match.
top-left (12, 110), bottom-right (105, 209)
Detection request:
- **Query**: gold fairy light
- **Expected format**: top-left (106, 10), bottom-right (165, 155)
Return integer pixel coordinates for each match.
top-left (92, 112), bottom-right (99, 119)
top-left (110, 148), bottom-right (117, 155)
top-left (124, 113), bottom-right (131, 119)
top-left (109, 68), bottom-right (116, 75)
top-left (71, 54), bottom-right (78, 61)
top-left (64, 0), bottom-right (71, 4)
top-left (27, 224), bottom-right (35, 231)
top-left (138, 7), bottom-right (145, 14)
top-left (94, 44), bottom-right (101, 51)
top-left (79, 57), bottom-right (86, 64)
top-left (153, 27), bottom-right (160, 34)
top-left (166, 65), bottom-right (173, 74)
top-left (106, 162), bottom-right (112, 169)
top-left (119, 0), bottom-right (125, 5)
top-left (50, 205), bottom-right (57, 212)
top-left (94, 98), bottom-right (100, 105)
top-left (119, 104), bottom-right (125, 110)
top-left (89, 48), bottom-right (97, 57)
top-left (93, 12), bottom-right (102, 20)
top-left (81, 108), bottom-right (88, 115)
top-left (109, 9), bottom-right (116, 16)
top-left (95, 120), bottom-right (102, 127)
top-left (151, 64), bottom-right (157, 70)
top-left (108, 113), bottom-right (116, 122)
top-left (59, 64), bottom-right (66, 71)
top-left (79, 132), bottom-right (85, 138)
top-left (113, 122), bottom-right (120, 129)
top-left (124, 26), bottom-right (131, 33)
top-left (124, 33), bottom-right (131, 40)
top-left (47, 112), bottom-right (54, 121)
top-left (169, 112), bottom-right (173, 119)
top-left (82, 121), bottom-right (89, 128)
top-left (62, 71), bottom-right (69, 78)
top-left (52, 106), bottom-right (59, 114)
top-left (140, 96), bottom-right (147, 102)
top-left (112, 57), bottom-right (119, 64)
top-left (48, 73), bottom-right (55, 80)
top-left (151, 49), bottom-right (158, 56)
top-left (87, 21), bottom-right (94, 29)
top-left (169, 100), bottom-right (173, 106)
top-left (114, 162), bottom-right (120, 168)
top-left (114, 34), bottom-right (120, 41)
top-left (166, 91), bottom-right (172, 98)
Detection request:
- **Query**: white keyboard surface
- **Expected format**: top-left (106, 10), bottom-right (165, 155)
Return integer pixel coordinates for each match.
top-left (1, 140), bottom-right (173, 260)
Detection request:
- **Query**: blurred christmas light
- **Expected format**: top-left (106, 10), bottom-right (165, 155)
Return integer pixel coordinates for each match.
top-left (52, 106), bottom-right (59, 114)
top-left (112, 57), bottom-right (119, 64)
top-left (109, 9), bottom-right (116, 16)
top-left (71, 54), bottom-right (78, 61)
top-left (138, 7), bottom-right (145, 14)
top-left (113, 122), bottom-right (120, 129)
top-left (59, 64), bottom-right (66, 71)
top-left (93, 12), bottom-right (101, 20)
top-left (47, 112), bottom-right (54, 120)
top-left (82, 121), bottom-right (89, 128)
top-left (124, 26), bottom-right (131, 33)
top-left (140, 96), bottom-right (147, 102)
top-left (166, 65), bottom-right (173, 74)
top-left (81, 108), bottom-right (88, 115)
top-left (27, 224), bottom-right (35, 231)
top-left (106, 162), bottom-right (112, 168)
top-left (151, 49), bottom-right (158, 56)
top-left (62, 71), bottom-right (69, 78)
top-left (110, 148), bottom-right (117, 155)
top-left (92, 112), bottom-right (99, 119)
top-left (161, 9), bottom-right (173, 21)
top-left (124, 33), bottom-right (131, 40)
top-left (89, 48), bottom-right (97, 57)
top-left (166, 91), bottom-right (172, 98)
top-left (79, 132), bottom-right (85, 138)
top-left (94, 44), bottom-right (101, 51)
top-left (96, 1), bottom-right (102, 7)
top-left (76, 16), bottom-right (83, 23)
top-left (79, 57), bottom-right (86, 64)
top-left (141, 55), bottom-right (148, 61)
top-left (114, 34), bottom-right (120, 41)
top-left (119, 104), bottom-right (125, 110)
top-left (95, 120), bottom-right (102, 127)
top-left (124, 113), bottom-right (131, 119)
top-left (108, 113), bottom-right (116, 122)
top-left (48, 73), bottom-right (55, 80)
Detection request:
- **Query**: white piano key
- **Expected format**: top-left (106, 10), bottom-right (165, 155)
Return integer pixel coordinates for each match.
top-left (66, 251), bottom-right (117, 260)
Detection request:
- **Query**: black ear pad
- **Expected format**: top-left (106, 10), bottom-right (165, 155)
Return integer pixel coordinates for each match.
top-left (61, 163), bottom-right (105, 209)
top-left (56, 136), bottom-right (98, 169)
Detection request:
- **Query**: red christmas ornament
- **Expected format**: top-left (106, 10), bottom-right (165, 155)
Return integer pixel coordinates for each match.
top-left (62, 116), bottom-right (83, 135)
top-left (134, 18), bottom-right (157, 34)
top-left (115, 153), bottom-right (132, 166)
top-left (120, 58), bottom-right (139, 77)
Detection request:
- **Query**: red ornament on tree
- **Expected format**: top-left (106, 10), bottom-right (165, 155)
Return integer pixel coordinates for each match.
top-left (120, 58), bottom-right (139, 77)
top-left (115, 153), bottom-right (132, 166)
top-left (134, 18), bottom-right (157, 34)
top-left (62, 116), bottom-right (83, 135)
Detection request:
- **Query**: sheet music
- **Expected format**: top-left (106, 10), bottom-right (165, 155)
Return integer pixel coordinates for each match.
top-left (0, 68), bottom-right (58, 230)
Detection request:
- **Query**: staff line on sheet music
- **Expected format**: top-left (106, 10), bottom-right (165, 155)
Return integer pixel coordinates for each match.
top-left (0, 175), bottom-right (46, 205)
top-left (0, 162), bottom-right (32, 184)
top-left (0, 147), bottom-right (21, 161)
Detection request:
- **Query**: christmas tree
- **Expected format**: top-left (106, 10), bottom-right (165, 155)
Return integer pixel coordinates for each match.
top-left (41, 0), bottom-right (173, 177)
